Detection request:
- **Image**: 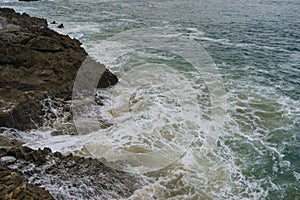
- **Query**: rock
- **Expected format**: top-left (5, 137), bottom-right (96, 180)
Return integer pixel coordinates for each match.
top-left (97, 68), bottom-right (119, 88)
top-left (0, 136), bottom-right (146, 199)
top-left (0, 8), bottom-right (118, 130)
top-left (0, 167), bottom-right (54, 200)
top-left (57, 23), bottom-right (64, 28)
top-left (50, 21), bottom-right (56, 24)
top-left (0, 136), bottom-right (54, 199)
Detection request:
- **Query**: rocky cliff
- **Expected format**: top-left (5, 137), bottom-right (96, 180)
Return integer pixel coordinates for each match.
top-left (0, 8), bottom-right (117, 130)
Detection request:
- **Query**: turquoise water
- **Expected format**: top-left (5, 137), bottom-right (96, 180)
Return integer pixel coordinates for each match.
top-left (1, 0), bottom-right (299, 199)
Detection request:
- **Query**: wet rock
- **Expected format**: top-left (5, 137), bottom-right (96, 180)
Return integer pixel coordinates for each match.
top-left (0, 136), bottom-right (54, 199)
top-left (0, 136), bottom-right (146, 199)
top-left (0, 8), bottom-right (118, 130)
top-left (49, 130), bottom-right (63, 136)
top-left (97, 68), bottom-right (119, 88)
top-left (57, 23), bottom-right (64, 28)
top-left (0, 166), bottom-right (54, 200)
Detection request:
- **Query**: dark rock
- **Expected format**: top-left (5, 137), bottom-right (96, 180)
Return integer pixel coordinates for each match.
top-left (0, 8), bottom-right (118, 130)
top-left (50, 21), bottom-right (56, 24)
top-left (0, 136), bottom-right (146, 199)
top-left (97, 68), bottom-right (119, 88)
top-left (57, 23), bottom-right (64, 28)
top-left (0, 137), bottom-right (53, 199)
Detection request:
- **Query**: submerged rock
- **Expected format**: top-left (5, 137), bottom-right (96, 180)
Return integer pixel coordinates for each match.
top-left (0, 8), bottom-right (118, 130)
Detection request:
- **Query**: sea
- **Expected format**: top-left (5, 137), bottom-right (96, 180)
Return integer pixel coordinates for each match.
top-left (0, 0), bottom-right (299, 199)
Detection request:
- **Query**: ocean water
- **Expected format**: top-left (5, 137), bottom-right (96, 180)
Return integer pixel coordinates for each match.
top-left (1, 0), bottom-right (299, 199)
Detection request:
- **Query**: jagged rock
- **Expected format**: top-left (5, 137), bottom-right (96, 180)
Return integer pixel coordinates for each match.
top-left (0, 8), bottom-right (118, 130)
top-left (0, 136), bottom-right (145, 199)
top-left (0, 136), bottom-right (54, 199)
top-left (0, 167), bottom-right (54, 200)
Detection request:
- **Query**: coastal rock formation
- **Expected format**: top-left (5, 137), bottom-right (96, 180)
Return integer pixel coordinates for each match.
top-left (0, 167), bottom-right (54, 200)
top-left (0, 8), bottom-right (118, 130)
top-left (0, 136), bottom-right (54, 199)
top-left (0, 136), bottom-right (145, 199)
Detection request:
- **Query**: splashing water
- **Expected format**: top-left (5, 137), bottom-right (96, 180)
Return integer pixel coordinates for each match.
top-left (1, 0), bottom-right (299, 199)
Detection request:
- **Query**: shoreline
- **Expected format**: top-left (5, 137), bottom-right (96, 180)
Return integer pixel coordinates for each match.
top-left (0, 8), bottom-right (145, 199)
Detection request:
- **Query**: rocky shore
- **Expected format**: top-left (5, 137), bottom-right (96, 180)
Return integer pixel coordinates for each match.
top-left (0, 8), bottom-right (143, 199)
top-left (0, 136), bottom-right (145, 199)
top-left (0, 8), bottom-right (118, 131)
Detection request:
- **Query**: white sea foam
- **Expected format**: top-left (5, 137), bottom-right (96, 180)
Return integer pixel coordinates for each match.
top-left (199, 36), bottom-right (231, 44)
top-left (22, 129), bottom-right (81, 153)
top-left (74, 63), bottom-right (205, 173)
top-left (186, 27), bottom-right (205, 35)
top-left (1, 0), bottom-right (18, 3)
top-left (70, 27), bottom-right (279, 199)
